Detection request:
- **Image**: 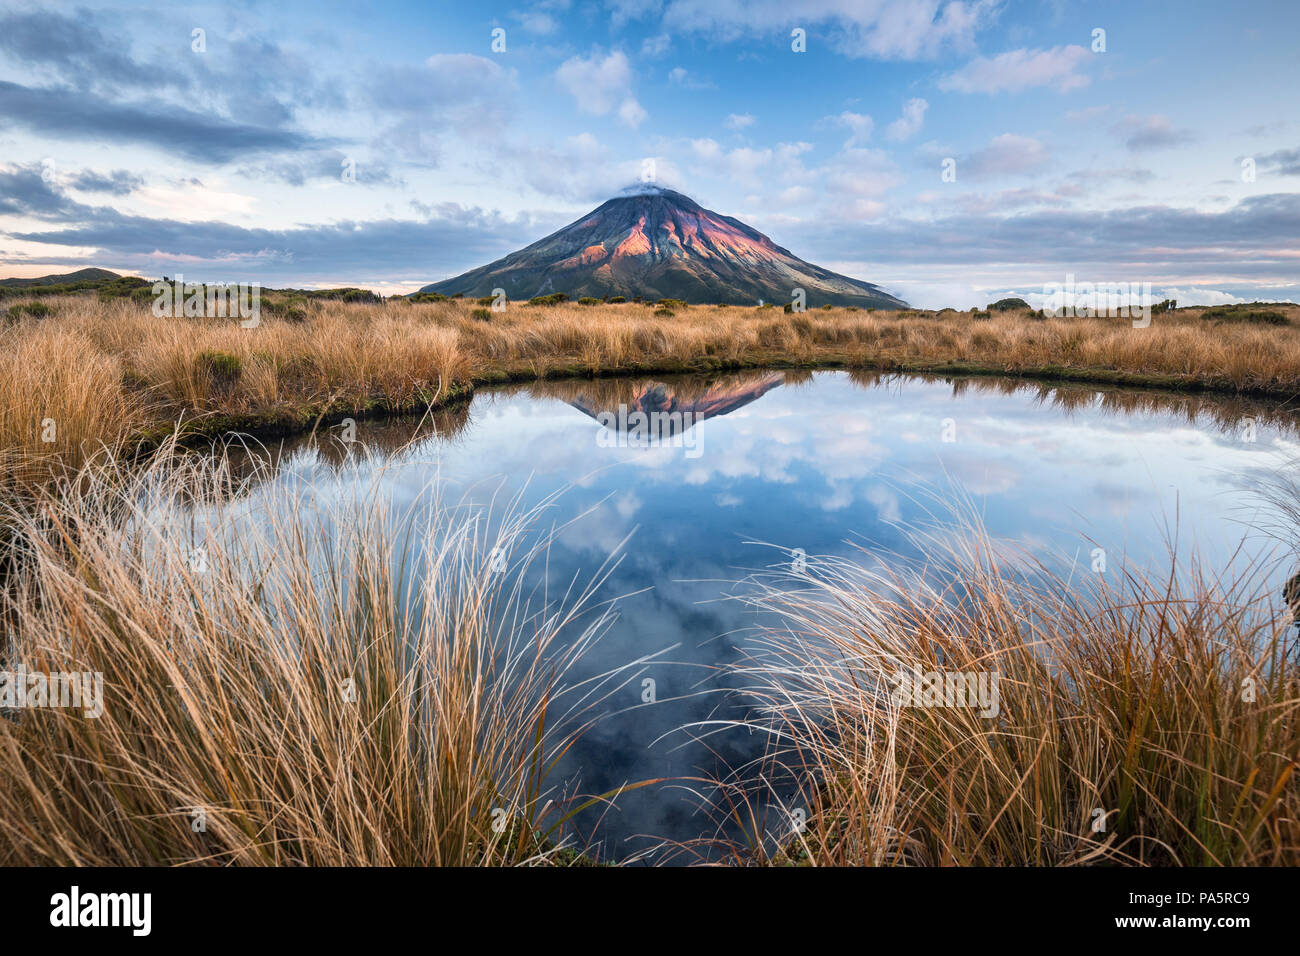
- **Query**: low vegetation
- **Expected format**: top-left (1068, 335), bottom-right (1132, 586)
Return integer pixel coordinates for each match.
top-left (724, 520), bottom-right (1299, 866)
top-left (1, 283), bottom-right (1298, 867)
top-left (5, 294), bottom-right (1300, 491)
top-left (1, 441), bottom-right (1295, 866)
top-left (0, 446), bottom-right (627, 865)
top-left (1201, 303), bottom-right (1289, 325)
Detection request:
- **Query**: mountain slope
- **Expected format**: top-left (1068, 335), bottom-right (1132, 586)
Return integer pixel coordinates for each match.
top-left (419, 187), bottom-right (907, 309)
top-left (568, 373), bottom-right (785, 431)
top-left (0, 268), bottom-right (121, 288)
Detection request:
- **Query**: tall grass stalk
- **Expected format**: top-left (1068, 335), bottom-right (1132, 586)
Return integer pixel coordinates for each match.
top-left (723, 519), bottom-right (1298, 866)
top-left (0, 441), bottom-right (626, 865)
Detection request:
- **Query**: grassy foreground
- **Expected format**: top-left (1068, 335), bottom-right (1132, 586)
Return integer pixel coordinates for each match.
top-left (0, 445), bottom-right (631, 865)
top-left (0, 440), bottom-right (1295, 866)
top-left (1, 293), bottom-right (1297, 866)
top-left (5, 293), bottom-right (1300, 488)
top-left (728, 527), bottom-right (1298, 866)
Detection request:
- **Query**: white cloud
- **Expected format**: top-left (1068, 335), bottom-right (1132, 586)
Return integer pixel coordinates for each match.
top-left (668, 66), bottom-right (715, 89)
top-left (885, 97), bottom-right (928, 141)
top-left (938, 45), bottom-right (1093, 93)
top-left (608, 0), bottom-right (663, 26)
top-left (1113, 114), bottom-right (1197, 152)
top-left (724, 112), bottom-right (755, 130)
top-left (555, 50), bottom-right (647, 127)
top-left (964, 133), bottom-right (1051, 179)
top-left (1151, 287), bottom-right (1245, 306)
top-left (513, 0), bottom-right (574, 33)
top-left (821, 147), bottom-right (902, 219)
top-left (831, 110), bottom-right (874, 147)
top-left (688, 138), bottom-right (813, 188)
top-left (660, 0), bottom-right (997, 60)
top-left (513, 10), bottom-right (560, 33)
top-left (617, 97), bottom-right (648, 128)
top-left (369, 54), bottom-right (518, 162)
top-left (641, 33), bottom-right (671, 56)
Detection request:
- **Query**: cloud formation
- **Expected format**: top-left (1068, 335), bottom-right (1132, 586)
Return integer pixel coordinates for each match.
top-left (556, 50), bottom-right (647, 127)
top-left (885, 98), bottom-right (928, 141)
top-left (939, 45), bottom-right (1094, 94)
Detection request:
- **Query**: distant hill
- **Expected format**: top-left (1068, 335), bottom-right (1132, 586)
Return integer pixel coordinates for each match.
top-left (419, 186), bottom-right (909, 309)
top-left (0, 268), bottom-right (121, 288)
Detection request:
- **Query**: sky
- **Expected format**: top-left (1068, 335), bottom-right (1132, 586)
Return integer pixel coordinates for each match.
top-left (0, 0), bottom-right (1297, 306)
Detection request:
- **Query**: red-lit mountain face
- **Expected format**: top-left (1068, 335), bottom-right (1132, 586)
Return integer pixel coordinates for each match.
top-left (567, 373), bottom-right (785, 432)
top-left (419, 187), bottom-right (909, 309)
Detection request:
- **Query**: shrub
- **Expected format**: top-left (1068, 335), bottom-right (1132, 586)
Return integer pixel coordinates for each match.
top-left (1201, 305), bottom-right (1288, 325)
top-left (653, 307), bottom-right (675, 317)
top-left (971, 309), bottom-right (992, 320)
top-left (605, 296), bottom-right (626, 304)
top-left (96, 276), bottom-right (153, 302)
top-left (471, 308), bottom-right (492, 321)
top-left (6, 301), bottom-right (52, 321)
top-left (528, 293), bottom-right (568, 306)
top-left (408, 292), bottom-right (447, 303)
top-left (196, 349), bottom-right (242, 394)
top-left (307, 288), bottom-right (381, 304)
top-left (656, 298), bottom-right (687, 310)
top-left (987, 297), bottom-right (1030, 311)
top-left (577, 297), bottom-right (600, 306)
top-left (475, 296), bottom-right (495, 306)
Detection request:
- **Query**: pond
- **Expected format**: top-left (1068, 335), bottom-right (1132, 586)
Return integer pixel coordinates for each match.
top-left (211, 369), bottom-right (1300, 861)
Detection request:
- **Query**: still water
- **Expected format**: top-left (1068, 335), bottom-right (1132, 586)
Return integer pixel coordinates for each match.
top-left (217, 369), bottom-right (1299, 860)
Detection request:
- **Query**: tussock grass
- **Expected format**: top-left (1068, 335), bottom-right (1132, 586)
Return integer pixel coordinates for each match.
top-left (0, 390), bottom-right (1295, 865)
top-left (0, 324), bottom-right (144, 490)
top-left (0, 442), bottom-right (627, 865)
top-left (6, 295), bottom-right (1300, 487)
top-left (721, 518), bottom-right (1299, 866)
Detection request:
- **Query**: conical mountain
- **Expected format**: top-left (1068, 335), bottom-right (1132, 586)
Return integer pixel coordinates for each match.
top-left (419, 186), bottom-right (908, 309)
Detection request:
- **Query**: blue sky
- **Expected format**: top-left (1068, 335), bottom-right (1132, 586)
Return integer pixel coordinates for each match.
top-left (1, 0), bottom-right (1297, 306)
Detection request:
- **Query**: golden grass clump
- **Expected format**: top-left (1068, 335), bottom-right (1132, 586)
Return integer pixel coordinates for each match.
top-left (0, 442), bottom-right (623, 865)
top-left (0, 323), bottom-right (144, 490)
top-left (726, 520), bottom-right (1299, 866)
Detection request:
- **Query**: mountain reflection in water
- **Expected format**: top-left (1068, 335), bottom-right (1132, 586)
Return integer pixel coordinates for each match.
top-left (201, 369), bottom-right (1298, 862)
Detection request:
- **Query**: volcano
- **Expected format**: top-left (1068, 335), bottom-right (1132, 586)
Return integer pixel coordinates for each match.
top-left (567, 372), bottom-right (785, 432)
top-left (418, 186), bottom-right (908, 309)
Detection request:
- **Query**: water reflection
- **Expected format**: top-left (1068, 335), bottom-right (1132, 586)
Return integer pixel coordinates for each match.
top-left (201, 370), bottom-right (1299, 860)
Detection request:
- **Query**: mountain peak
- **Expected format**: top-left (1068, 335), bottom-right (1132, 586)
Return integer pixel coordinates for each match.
top-left (420, 190), bottom-right (907, 308)
top-left (612, 182), bottom-right (677, 198)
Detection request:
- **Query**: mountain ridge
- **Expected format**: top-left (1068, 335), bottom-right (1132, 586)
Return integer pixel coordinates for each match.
top-left (0, 268), bottom-right (121, 288)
